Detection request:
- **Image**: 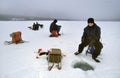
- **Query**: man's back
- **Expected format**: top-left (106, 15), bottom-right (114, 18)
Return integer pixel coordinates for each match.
top-left (50, 21), bottom-right (57, 33)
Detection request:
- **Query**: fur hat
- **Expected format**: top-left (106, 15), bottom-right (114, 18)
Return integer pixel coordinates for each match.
top-left (88, 18), bottom-right (94, 23)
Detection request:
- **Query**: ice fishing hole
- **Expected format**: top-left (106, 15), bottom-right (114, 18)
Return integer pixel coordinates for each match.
top-left (73, 61), bottom-right (94, 71)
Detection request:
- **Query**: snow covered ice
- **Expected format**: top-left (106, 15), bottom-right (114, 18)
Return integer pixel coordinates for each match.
top-left (0, 21), bottom-right (120, 78)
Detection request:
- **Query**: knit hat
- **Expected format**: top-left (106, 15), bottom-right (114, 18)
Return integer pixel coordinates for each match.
top-left (54, 19), bottom-right (57, 23)
top-left (88, 18), bottom-right (94, 23)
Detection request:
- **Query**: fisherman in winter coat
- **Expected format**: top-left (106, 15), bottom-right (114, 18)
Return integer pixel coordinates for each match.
top-left (49, 19), bottom-right (61, 37)
top-left (74, 18), bottom-right (103, 62)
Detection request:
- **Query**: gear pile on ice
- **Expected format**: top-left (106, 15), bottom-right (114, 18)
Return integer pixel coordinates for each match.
top-left (28, 22), bottom-right (43, 30)
top-left (4, 31), bottom-right (28, 45)
top-left (47, 48), bottom-right (62, 71)
top-left (35, 48), bottom-right (64, 71)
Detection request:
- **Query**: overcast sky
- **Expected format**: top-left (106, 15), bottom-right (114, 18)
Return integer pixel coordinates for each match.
top-left (0, 0), bottom-right (120, 21)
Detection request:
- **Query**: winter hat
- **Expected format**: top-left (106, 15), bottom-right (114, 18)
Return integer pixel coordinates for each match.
top-left (88, 18), bottom-right (94, 23)
top-left (54, 19), bottom-right (57, 23)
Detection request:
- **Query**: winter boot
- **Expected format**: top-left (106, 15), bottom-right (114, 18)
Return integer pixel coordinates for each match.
top-left (92, 57), bottom-right (100, 63)
top-left (74, 51), bottom-right (81, 55)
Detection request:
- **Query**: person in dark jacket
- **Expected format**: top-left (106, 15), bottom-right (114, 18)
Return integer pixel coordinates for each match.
top-left (49, 19), bottom-right (61, 37)
top-left (36, 22), bottom-right (43, 28)
top-left (32, 22), bottom-right (40, 30)
top-left (74, 18), bottom-right (103, 62)
top-left (32, 23), bottom-right (36, 30)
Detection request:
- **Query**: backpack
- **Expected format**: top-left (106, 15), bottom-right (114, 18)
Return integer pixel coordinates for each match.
top-left (48, 48), bottom-right (62, 63)
top-left (10, 31), bottom-right (22, 43)
top-left (47, 48), bottom-right (62, 70)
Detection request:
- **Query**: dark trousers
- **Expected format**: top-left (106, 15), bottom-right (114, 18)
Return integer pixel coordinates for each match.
top-left (78, 40), bottom-right (103, 59)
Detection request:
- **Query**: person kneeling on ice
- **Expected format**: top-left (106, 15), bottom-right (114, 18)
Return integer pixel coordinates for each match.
top-left (10, 31), bottom-right (23, 44)
top-left (49, 19), bottom-right (61, 37)
top-left (74, 18), bottom-right (103, 62)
